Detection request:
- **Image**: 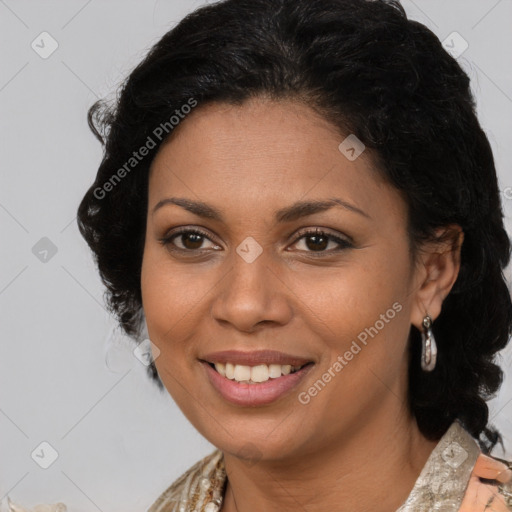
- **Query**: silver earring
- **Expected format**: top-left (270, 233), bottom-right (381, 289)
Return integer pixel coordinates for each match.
top-left (421, 314), bottom-right (437, 372)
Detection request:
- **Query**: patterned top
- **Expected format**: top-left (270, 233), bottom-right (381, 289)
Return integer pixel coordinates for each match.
top-left (147, 421), bottom-right (512, 512)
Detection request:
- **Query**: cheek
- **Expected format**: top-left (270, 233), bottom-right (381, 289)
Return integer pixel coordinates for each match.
top-left (141, 258), bottom-right (215, 430)
top-left (140, 255), bottom-right (195, 406)
top-left (140, 246), bottom-right (189, 364)
top-left (140, 243), bottom-right (219, 387)
top-left (305, 254), bottom-right (407, 335)
top-left (141, 242), bottom-right (205, 332)
top-left (303, 245), bottom-right (412, 383)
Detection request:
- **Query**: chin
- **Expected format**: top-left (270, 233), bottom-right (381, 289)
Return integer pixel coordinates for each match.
top-left (210, 425), bottom-right (310, 463)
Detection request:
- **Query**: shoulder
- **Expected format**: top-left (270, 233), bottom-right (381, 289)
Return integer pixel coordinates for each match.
top-left (147, 449), bottom-right (225, 512)
top-left (459, 453), bottom-right (512, 511)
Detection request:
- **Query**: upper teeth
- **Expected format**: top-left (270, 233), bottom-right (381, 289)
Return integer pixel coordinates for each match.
top-left (214, 363), bottom-right (303, 383)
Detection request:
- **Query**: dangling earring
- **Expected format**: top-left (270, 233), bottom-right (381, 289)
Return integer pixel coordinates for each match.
top-left (421, 314), bottom-right (437, 372)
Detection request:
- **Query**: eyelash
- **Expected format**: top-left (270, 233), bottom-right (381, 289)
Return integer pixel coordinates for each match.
top-left (158, 227), bottom-right (353, 256)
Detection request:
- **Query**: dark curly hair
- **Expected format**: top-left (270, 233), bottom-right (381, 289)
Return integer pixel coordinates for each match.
top-left (77, 0), bottom-right (512, 453)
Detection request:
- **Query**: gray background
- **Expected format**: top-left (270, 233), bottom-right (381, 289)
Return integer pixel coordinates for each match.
top-left (1, 1), bottom-right (511, 510)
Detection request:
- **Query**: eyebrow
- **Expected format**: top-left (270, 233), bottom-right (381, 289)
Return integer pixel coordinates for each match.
top-left (152, 197), bottom-right (371, 222)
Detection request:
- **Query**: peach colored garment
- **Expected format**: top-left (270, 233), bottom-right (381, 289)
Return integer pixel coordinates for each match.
top-left (459, 454), bottom-right (512, 511)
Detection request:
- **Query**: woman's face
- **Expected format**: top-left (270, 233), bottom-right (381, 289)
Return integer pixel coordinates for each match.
top-left (141, 97), bottom-right (427, 461)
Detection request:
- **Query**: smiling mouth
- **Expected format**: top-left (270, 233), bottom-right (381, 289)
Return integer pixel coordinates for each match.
top-left (206, 361), bottom-right (313, 384)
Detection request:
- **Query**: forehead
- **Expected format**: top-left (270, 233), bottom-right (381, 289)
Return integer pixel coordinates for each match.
top-left (147, 97), bottom-right (406, 225)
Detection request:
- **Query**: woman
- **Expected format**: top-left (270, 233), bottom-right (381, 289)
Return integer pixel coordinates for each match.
top-left (77, 0), bottom-right (512, 510)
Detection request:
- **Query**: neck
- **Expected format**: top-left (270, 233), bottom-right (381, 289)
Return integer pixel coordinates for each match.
top-left (220, 404), bottom-right (441, 512)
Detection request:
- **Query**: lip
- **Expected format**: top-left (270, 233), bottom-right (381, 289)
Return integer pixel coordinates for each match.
top-left (199, 349), bottom-right (313, 367)
top-left (200, 360), bottom-right (315, 406)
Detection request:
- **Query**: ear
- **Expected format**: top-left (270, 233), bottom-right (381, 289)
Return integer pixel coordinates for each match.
top-left (410, 224), bottom-right (464, 331)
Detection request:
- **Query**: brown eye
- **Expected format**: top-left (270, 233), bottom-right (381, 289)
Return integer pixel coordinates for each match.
top-left (176, 231), bottom-right (205, 250)
top-left (303, 232), bottom-right (329, 251)
top-left (159, 228), bottom-right (220, 253)
top-left (291, 228), bottom-right (353, 254)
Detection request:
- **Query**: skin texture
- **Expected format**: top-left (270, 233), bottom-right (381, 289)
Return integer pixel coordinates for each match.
top-left (140, 96), bottom-right (464, 512)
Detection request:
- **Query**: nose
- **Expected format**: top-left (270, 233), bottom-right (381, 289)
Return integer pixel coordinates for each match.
top-left (210, 250), bottom-right (293, 333)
